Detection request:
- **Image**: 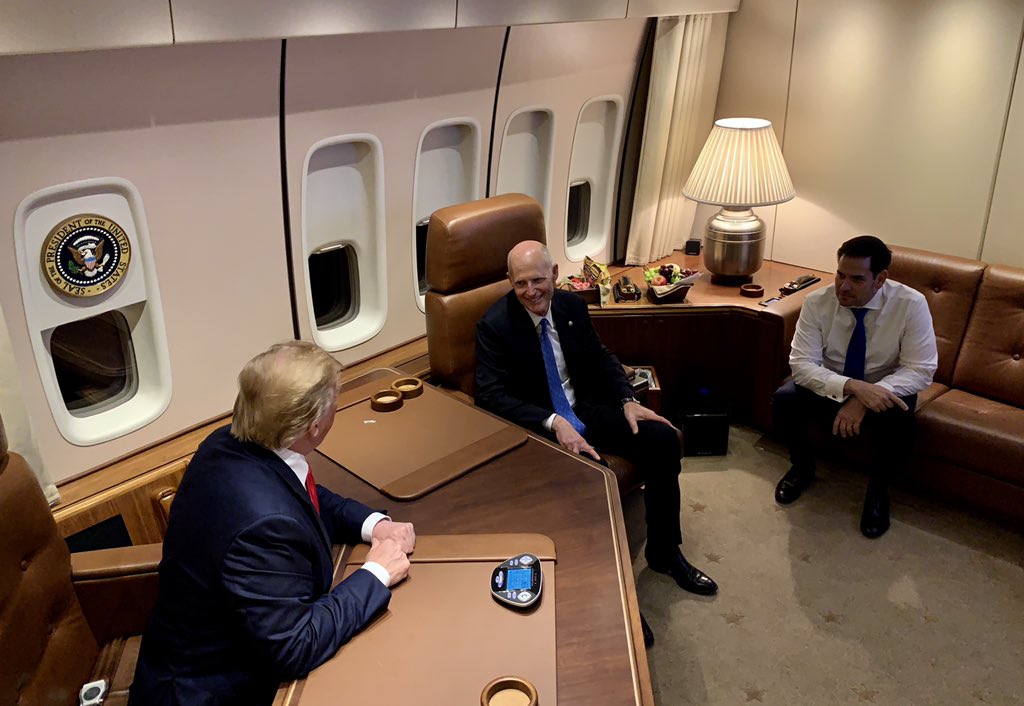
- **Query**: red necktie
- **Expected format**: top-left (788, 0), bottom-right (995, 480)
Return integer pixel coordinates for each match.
top-left (305, 470), bottom-right (320, 514)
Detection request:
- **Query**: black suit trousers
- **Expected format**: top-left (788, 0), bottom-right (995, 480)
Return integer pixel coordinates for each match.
top-left (772, 379), bottom-right (917, 485)
top-left (571, 401), bottom-right (683, 548)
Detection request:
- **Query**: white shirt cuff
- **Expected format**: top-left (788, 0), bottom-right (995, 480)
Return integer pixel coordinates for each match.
top-left (360, 562), bottom-right (390, 587)
top-left (826, 375), bottom-right (850, 402)
top-left (543, 414), bottom-right (557, 432)
top-left (361, 512), bottom-right (390, 542)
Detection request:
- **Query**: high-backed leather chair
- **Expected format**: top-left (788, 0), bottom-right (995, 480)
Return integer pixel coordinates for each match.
top-left (0, 413), bottom-right (161, 706)
top-left (423, 193), bottom-right (642, 492)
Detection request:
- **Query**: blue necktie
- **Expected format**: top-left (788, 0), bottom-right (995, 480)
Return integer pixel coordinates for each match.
top-left (539, 319), bottom-right (586, 434)
top-left (843, 308), bottom-right (868, 381)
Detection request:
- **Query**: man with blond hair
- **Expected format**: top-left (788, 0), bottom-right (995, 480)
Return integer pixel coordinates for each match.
top-left (131, 341), bottom-right (414, 706)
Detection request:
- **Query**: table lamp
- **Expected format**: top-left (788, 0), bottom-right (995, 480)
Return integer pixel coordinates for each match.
top-left (682, 117), bottom-right (795, 284)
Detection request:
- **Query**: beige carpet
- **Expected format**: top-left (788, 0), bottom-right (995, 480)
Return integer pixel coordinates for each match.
top-left (633, 426), bottom-right (1024, 705)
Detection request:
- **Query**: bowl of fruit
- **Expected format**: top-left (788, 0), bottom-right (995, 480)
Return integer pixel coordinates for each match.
top-left (642, 264), bottom-right (701, 304)
top-left (643, 263), bottom-right (702, 287)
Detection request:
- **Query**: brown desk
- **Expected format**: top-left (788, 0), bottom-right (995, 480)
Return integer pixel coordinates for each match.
top-left (276, 369), bottom-right (652, 706)
top-left (592, 256), bottom-right (832, 428)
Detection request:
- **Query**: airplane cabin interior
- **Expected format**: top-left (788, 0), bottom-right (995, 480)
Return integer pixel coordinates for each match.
top-left (1, 0), bottom-right (1023, 704)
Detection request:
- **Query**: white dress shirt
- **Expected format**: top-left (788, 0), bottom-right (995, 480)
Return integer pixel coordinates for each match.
top-left (274, 447), bottom-right (391, 587)
top-left (525, 308), bottom-right (577, 431)
top-left (789, 279), bottom-right (938, 402)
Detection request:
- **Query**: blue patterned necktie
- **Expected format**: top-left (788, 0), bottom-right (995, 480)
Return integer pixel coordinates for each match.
top-left (539, 318), bottom-right (586, 434)
top-left (843, 308), bottom-right (869, 381)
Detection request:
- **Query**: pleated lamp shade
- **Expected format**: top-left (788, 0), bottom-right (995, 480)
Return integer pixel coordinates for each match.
top-left (682, 118), bottom-right (795, 208)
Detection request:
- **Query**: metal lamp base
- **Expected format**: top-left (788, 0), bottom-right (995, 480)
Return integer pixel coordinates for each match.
top-left (703, 208), bottom-right (765, 282)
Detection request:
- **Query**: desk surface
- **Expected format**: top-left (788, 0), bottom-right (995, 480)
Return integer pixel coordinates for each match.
top-left (600, 255), bottom-right (832, 315)
top-left (277, 369), bottom-right (651, 706)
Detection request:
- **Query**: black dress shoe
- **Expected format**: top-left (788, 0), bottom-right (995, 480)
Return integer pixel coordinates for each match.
top-left (860, 484), bottom-right (890, 539)
top-left (646, 548), bottom-right (718, 596)
top-left (775, 465), bottom-right (815, 504)
top-left (640, 612), bottom-right (654, 648)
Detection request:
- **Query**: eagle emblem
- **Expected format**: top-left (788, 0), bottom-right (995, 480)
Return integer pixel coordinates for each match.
top-left (41, 214), bottom-right (131, 297)
top-left (67, 238), bottom-right (108, 276)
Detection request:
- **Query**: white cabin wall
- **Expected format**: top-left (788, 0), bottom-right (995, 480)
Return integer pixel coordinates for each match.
top-left (0, 42), bottom-right (293, 483)
top-left (984, 43), bottom-right (1024, 268)
top-left (492, 19), bottom-right (649, 275)
top-left (715, 0), bottom-right (1024, 272)
top-left (284, 28), bottom-right (505, 363)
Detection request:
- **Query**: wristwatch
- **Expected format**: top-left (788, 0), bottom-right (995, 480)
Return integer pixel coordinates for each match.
top-left (620, 396), bottom-right (640, 408)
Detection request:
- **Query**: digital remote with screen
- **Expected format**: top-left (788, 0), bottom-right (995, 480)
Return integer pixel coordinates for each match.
top-left (490, 553), bottom-right (543, 608)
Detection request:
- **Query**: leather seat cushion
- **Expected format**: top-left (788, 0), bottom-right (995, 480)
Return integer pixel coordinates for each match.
top-left (605, 454), bottom-right (642, 496)
top-left (951, 263), bottom-right (1024, 408)
top-left (915, 381), bottom-right (949, 411)
top-left (425, 280), bottom-right (511, 396)
top-left (0, 454), bottom-right (99, 705)
top-left (888, 246), bottom-right (985, 385)
top-left (915, 389), bottom-right (1024, 487)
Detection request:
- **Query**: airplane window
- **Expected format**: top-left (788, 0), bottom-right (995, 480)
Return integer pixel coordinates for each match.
top-left (50, 310), bottom-right (138, 417)
top-left (497, 108), bottom-right (554, 215)
top-left (567, 179), bottom-right (592, 247)
top-left (308, 244), bottom-right (360, 329)
top-left (413, 120), bottom-right (480, 311)
top-left (565, 97), bottom-right (623, 260)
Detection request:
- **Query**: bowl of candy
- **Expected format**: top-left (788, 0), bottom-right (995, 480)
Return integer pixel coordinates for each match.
top-left (560, 256), bottom-right (611, 305)
top-left (642, 264), bottom-right (701, 304)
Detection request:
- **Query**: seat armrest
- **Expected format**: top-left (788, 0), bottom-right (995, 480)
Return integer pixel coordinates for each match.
top-left (72, 544), bottom-right (162, 644)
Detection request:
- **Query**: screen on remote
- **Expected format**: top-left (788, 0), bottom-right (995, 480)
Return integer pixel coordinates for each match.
top-left (506, 568), bottom-right (532, 590)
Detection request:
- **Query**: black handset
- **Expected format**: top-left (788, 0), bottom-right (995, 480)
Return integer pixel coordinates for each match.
top-left (779, 274), bottom-right (821, 296)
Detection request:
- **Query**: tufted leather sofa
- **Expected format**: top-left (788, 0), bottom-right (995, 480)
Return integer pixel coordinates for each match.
top-left (887, 246), bottom-right (1024, 522)
top-left (0, 413), bottom-right (161, 706)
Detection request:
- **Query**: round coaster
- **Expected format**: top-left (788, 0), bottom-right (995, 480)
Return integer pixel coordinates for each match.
top-left (390, 377), bottom-right (424, 399)
top-left (481, 676), bottom-right (538, 706)
top-left (370, 390), bottom-right (404, 412)
top-left (739, 283), bottom-right (764, 298)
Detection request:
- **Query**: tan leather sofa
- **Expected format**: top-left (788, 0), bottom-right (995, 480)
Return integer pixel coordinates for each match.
top-left (0, 413), bottom-right (161, 705)
top-left (887, 246), bottom-right (1024, 523)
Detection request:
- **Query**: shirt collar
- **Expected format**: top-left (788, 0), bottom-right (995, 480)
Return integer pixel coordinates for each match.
top-left (840, 281), bottom-right (886, 313)
top-left (525, 307), bottom-right (554, 332)
top-left (273, 446), bottom-right (309, 486)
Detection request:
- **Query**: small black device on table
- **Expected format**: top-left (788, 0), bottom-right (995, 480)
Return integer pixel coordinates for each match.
top-left (779, 274), bottom-right (820, 296)
top-left (490, 553), bottom-right (542, 608)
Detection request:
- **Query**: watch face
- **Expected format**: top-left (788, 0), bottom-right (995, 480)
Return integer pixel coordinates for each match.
top-left (83, 686), bottom-right (101, 699)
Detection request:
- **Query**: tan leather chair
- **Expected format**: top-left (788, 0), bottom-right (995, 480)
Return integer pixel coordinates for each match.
top-left (423, 193), bottom-right (642, 492)
top-left (0, 413), bottom-right (161, 706)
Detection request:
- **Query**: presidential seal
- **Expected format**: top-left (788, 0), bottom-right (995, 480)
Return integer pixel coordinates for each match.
top-left (41, 214), bottom-right (132, 297)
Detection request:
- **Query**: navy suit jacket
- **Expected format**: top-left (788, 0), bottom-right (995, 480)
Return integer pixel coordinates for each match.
top-left (475, 289), bottom-right (634, 433)
top-left (129, 426), bottom-right (391, 706)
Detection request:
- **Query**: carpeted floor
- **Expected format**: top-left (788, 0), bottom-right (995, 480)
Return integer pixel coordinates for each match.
top-left (632, 426), bottom-right (1024, 705)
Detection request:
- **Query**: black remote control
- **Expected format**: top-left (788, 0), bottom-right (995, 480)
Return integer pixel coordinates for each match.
top-left (779, 274), bottom-right (820, 296)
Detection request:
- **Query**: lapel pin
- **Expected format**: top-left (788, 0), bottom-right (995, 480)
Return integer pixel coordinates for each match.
top-left (568, 320), bottom-right (574, 327)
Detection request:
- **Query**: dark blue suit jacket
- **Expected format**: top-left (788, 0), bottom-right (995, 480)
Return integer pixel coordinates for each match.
top-left (129, 426), bottom-right (391, 706)
top-left (475, 289), bottom-right (634, 433)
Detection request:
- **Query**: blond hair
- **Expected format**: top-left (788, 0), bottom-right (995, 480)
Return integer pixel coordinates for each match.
top-left (231, 341), bottom-right (343, 450)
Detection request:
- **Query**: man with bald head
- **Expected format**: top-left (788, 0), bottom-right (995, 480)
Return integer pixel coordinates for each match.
top-left (475, 242), bottom-right (717, 617)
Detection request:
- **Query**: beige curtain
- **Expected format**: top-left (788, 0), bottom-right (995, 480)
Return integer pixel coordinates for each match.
top-left (626, 14), bottom-right (726, 266)
top-left (0, 308), bottom-right (59, 505)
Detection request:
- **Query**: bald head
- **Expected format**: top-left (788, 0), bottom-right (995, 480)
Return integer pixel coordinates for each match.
top-left (507, 240), bottom-right (552, 279)
top-left (507, 240), bottom-right (558, 317)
